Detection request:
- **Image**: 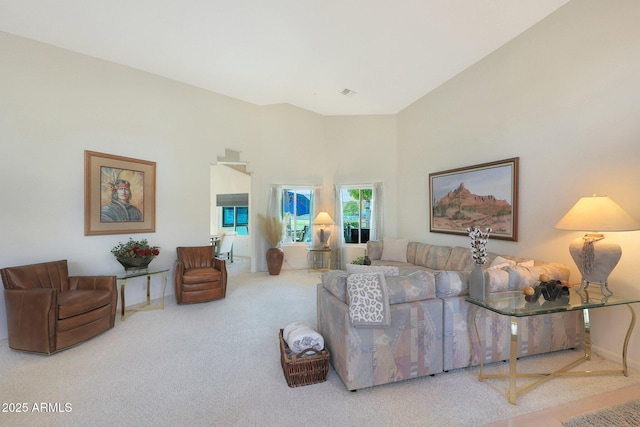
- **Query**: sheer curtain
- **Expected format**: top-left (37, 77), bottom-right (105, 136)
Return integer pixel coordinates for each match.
top-left (370, 182), bottom-right (384, 241)
top-left (267, 185), bottom-right (282, 220)
top-left (331, 185), bottom-right (345, 269)
top-left (312, 184), bottom-right (323, 249)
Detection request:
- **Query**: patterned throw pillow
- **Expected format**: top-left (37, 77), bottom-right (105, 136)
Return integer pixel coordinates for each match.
top-left (347, 272), bottom-right (390, 328)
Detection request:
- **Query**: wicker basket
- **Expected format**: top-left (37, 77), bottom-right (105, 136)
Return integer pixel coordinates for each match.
top-left (279, 329), bottom-right (330, 388)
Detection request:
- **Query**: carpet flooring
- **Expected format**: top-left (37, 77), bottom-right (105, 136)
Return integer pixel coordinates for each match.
top-left (0, 269), bottom-right (638, 427)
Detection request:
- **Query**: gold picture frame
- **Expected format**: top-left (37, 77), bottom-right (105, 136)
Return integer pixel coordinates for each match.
top-left (429, 157), bottom-right (519, 241)
top-left (84, 150), bottom-right (156, 235)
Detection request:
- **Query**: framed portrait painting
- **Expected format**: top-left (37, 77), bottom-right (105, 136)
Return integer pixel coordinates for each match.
top-left (84, 150), bottom-right (156, 235)
top-left (429, 157), bottom-right (518, 241)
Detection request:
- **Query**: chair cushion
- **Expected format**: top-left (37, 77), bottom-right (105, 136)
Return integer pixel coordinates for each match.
top-left (57, 290), bottom-right (112, 320)
top-left (182, 267), bottom-right (222, 284)
top-left (181, 282), bottom-right (222, 293)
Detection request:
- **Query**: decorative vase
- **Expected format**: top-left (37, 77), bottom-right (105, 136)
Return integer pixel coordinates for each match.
top-left (117, 256), bottom-right (154, 272)
top-left (266, 247), bottom-right (284, 275)
top-left (363, 250), bottom-right (371, 266)
top-left (469, 264), bottom-right (489, 301)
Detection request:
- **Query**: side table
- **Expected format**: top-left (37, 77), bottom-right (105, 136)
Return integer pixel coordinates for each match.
top-left (117, 268), bottom-right (169, 320)
top-left (307, 248), bottom-right (332, 272)
top-left (466, 289), bottom-right (638, 404)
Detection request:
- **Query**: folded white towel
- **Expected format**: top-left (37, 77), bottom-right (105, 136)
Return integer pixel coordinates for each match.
top-left (282, 321), bottom-right (324, 355)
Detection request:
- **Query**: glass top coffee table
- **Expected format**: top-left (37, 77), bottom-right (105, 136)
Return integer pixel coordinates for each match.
top-left (466, 288), bottom-right (638, 404)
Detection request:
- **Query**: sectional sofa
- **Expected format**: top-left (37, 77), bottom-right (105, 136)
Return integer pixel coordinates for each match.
top-left (316, 239), bottom-right (584, 391)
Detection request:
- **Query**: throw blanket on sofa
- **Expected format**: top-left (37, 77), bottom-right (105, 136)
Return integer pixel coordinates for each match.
top-left (347, 272), bottom-right (390, 327)
top-left (282, 321), bottom-right (324, 354)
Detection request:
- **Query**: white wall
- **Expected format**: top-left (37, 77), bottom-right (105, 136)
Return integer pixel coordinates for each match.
top-left (397, 0), bottom-right (640, 368)
top-left (0, 32), bottom-right (397, 340)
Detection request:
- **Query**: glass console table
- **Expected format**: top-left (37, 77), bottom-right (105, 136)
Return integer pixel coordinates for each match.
top-left (466, 288), bottom-right (638, 404)
top-left (117, 268), bottom-right (169, 320)
top-left (307, 248), bottom-right (332, 272)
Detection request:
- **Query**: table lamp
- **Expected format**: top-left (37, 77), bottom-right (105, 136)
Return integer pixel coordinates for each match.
top-left (555, 195), bottom-right (639, 296)
top-left (313, 212), bottom-right (335, 248)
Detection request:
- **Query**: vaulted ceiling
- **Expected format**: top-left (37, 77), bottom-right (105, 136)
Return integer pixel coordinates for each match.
top-left (0, 0), bottom-right (569, 115)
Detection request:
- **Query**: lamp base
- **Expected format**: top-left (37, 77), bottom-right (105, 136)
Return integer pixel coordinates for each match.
top-left (568, 234), bottom-right (620, 296)
top-left (317, 229), bottom-right (331, 248)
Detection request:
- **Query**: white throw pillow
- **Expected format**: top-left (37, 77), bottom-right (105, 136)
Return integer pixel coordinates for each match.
top-left (517, 259), bottom-right (535, 268)
top-left (346, 264), bottom-right (400, 276)
top-left (381, 238), bottom-right (408, 263)
top-left (488, 255), bottom-right (516, 271)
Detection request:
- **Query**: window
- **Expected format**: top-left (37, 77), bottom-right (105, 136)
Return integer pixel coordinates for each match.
top-left (282, 188), bottom-right (313, 243)
top-left (222, 207), bottom-right (235, 228)
top-left (342, 186), bottom-right (373, 244)
top-left (220, 206), bottom-right (249, 235)
top-left (216, 193), bottom-right (249, 235)
top-left (235, 206), bottom-right (248, 226)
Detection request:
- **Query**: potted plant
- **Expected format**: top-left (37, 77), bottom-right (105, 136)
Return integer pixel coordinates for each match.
top-left (257, 213), bottom-right (285, 275)
top-left (111, 238), bottom-right (160, 272)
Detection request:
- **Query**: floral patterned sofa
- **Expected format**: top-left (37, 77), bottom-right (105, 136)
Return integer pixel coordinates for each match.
top-left (316, 239), bottom-right (584, 391)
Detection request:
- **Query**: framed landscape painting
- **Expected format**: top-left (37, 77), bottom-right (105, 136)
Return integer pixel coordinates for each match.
top-left (429, 157), bottom-right (519, 241)
top-left (84, 150), bottom-right (156, 236)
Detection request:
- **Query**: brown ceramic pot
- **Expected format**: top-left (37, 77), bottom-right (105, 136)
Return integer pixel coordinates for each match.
top-left (266, 247), bottom-right (284, 275)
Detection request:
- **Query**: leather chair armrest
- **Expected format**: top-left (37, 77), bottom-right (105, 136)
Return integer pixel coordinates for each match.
top-left (174, 261), bottom-right (185, 304)
top-left (175, 261), bottom-right (185, 277)
top-left (174, 261), bottom-right (185, 286)
top-left (212, 258), bottom-right (227, 287)
top-left (4, 288), bottom-right (57, 353)
top-left (211, 257), bottom-right (226, 271)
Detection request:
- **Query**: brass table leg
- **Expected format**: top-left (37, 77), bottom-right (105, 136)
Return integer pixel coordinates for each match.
top-left (120, 272), bottom-right (167, 320)
top-left (509, 316), bottom-right (518, 404)
top-left (584, 308), bottom-right (592, 361)
top-left (471, 305), bottom-right (483, 380)
top-left (622, 304), bottom-right (636, 376)
top-left (120, 278), bottom-right (127, 318)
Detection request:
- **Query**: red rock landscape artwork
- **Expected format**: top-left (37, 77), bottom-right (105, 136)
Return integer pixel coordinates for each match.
top-left (429, 158), bottom-right (519, 241)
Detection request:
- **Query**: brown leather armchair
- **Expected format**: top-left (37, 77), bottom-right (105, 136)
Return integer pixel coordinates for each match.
top-left (175, 246), bottom-right (227, 304)
top-left (1, 260), bottom-right (117, 354)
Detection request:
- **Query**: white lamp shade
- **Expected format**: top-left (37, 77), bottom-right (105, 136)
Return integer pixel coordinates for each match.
top-left (554, 196), bottom-right (640, 232)
top-left (313, 211), bottom-right (335, 225)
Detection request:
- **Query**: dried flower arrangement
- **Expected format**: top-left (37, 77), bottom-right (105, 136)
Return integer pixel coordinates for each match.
top-left (466, 226), bottom-right (492, 265)
top-left (257, 214), bottom-right (285, 248)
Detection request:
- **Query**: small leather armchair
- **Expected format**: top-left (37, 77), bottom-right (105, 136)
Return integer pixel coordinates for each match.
top-left (1, 260), bottom-right (117, 354)
top-left (175, 246), bottom-right (227, 304)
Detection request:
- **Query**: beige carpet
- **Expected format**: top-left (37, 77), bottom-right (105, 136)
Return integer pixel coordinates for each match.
top-left (1, 269), bottom-right (639, 427)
